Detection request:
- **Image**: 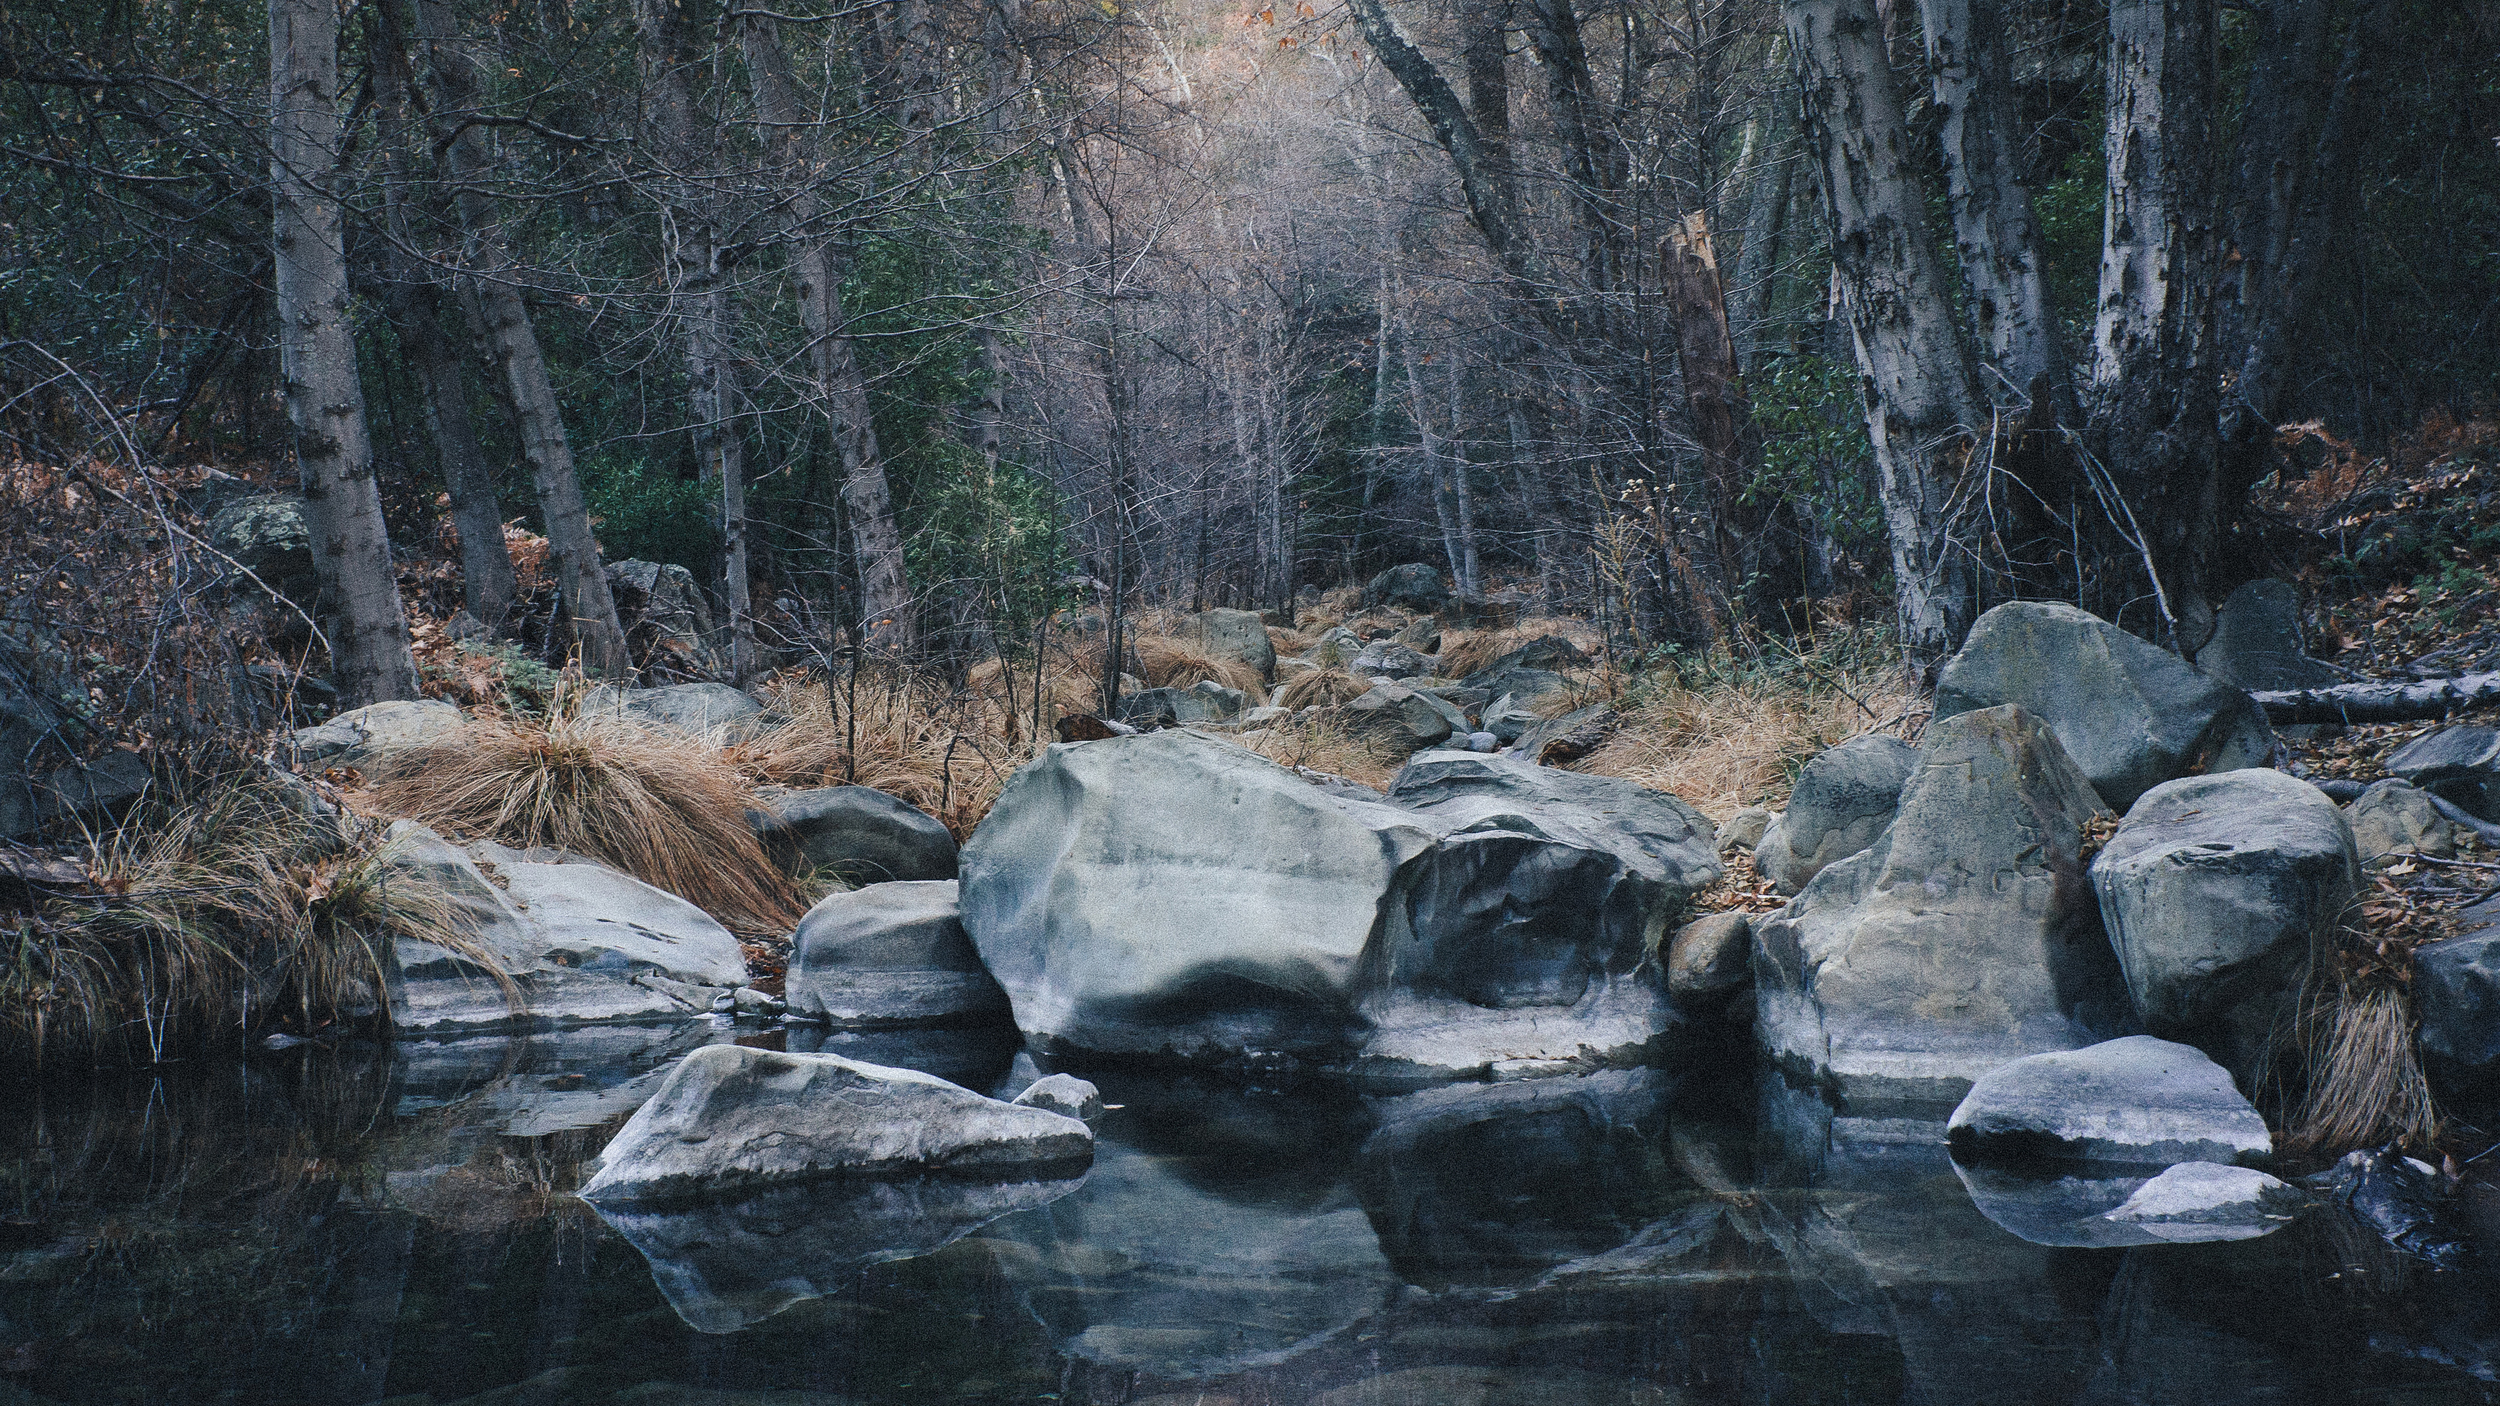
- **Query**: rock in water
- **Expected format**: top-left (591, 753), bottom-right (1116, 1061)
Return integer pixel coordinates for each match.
top-left (2386, 725), bottom-right (2500, 821)
top-left (1946, 1036), bottom-right (2272, 1166)
top-left (2091, 770), bottom-right (2358, 1077)
top-left (1755, 734), bottom-right (1916, 894)
top-left (1933, 601), bottom-right (2276, 812)
top-left (1751, 705), bottom-right (2128, 1106)
top-left (2099, 1162), bottom-right (2302, 1242)
top-left (961, 730), bottom-right (1440, 1063)
top-left (2199, 579), bottom-right (2340, 692)
top-left (783, 880), bottom-right (1007, 1027)
top-left (579, 1044), bottom-right (1094, 1205)
top-left (1012, 1073), bottom-right (1104, 1121)
top-left (749, 783), bottom-right (958, 884)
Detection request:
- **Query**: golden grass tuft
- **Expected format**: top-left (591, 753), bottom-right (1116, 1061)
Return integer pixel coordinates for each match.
top-left (1570, 653), bottom-right (1913, 819)
top-left (1239, 712), bottom-right (1398, 791)
top-left (1267, 625), bottom-right (1316, 656)
top-left (1277, 668), bottom-right (1373, 711)
top-left (367, 710), bottom-right (803, 936)
top-left (737, 673), bottom-right (1019, 840)
top-left (1436, 627), bottom-right (1537, 682)
top-left (2282, 967), bottom-right (2440, 1157)
top-left (1132, 634), bottom-right (1265, 696)
top-left (2, 778), bottom-right (504, 1054)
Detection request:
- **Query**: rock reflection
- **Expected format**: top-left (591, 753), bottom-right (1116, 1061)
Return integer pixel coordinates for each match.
top-left (591, 1174), bottom-right (1083, 1333)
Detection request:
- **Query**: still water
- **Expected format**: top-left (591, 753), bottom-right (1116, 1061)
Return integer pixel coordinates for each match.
top-left (4, 1021), bottom-right (2499, 1405)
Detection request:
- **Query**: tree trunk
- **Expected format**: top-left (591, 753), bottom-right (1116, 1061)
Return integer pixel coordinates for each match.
top-left (368, 1), bottom-right (515, 630)
top-left (1783, 0), bottom-right (1986, 669)
top-left (1917, 0), bottom-right (2070, 415)
top-left (741, 15), bottom-right (917, 655)
top-left (2089, 0), bottom-right (2222, 653)
top-left (269, 0), bottom-right (418, 707)
top-left (1663, 210), bottom-right (1764, 620)
top-left (409, 0), bottom-right (629, 677)
top-left (1729, 108), bottom-right (1796, 376)
top-left (1444, 354), bottom-right (1482, 601)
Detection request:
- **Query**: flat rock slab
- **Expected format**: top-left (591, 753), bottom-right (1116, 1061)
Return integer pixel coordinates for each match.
top-left (579, 1045), bottom-right (1094, 1206)
top-left (783, 880), bottom-right (1007, 1027)
top-left (2387, 725), bottom-right (2500, 821)
top-left (1946, 1036), bottom-right (2272, 1167)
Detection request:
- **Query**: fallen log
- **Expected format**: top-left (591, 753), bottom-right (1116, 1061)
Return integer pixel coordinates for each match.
top-left (2251, 671), bottom-right (2500, 725)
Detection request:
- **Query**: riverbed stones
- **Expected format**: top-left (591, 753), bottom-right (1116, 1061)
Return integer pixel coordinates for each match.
top-left (579, 1045), bottom-right (1094, 1205)
top-left (377, 824), bottom-right (751, 1032)
top-left (2199, 579), bottom-right (2340, 692)
top-left (1751, 705), bottom-right (2127, 1106)
top-left (1945, 1036), bottom-right (2272, 1166)
top-left (748, 784), bottom-right (957, 885)
top-left (580, 681), bottom-right (762, 738)
top-left (287, 697), bottom-right (467, 769)
top-left (1667, 912), bottom-right (1751, 1002)
top-left (784, 880), bottom-right (1007, 1028)
top-left (2346, 778), bottom-right (2457, 864)
top-left (1365, 562), bottom-right (1447, 612)
top-left (1754, 735), bottom-right (1916, 894)
top-left (2412, 894), bottom-right (2500, 1079)
top-left (2091, 769), bottom-right (2358, 1077)
top-left (1012, 1073), bottom-right (1104, 1121)
top-left (2099, 1162), bottom-right (2302, 1240)
top-left (2386, 725), bottom-right (2500, 820)
top-left (1933, 601), bottom-right (2276, 811)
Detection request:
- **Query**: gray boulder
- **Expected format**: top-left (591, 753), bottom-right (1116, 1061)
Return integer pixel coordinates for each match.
top-left (1392, 616), bottom-right (1443, 654)
top-left (1945, 1035), bottom-right (2272, 1166)
top-left (2199, 579), bottom-right (2339, 691)
top-left (2099, 1161), bottom-right (2302, 1241)
top-left (1011, 1073), bottom-right (1104, 1121)
top-left (1505, 704), bottom-right (1613, 763)
top-left (14, 751), bottom-right (153, 833)
top-left (1116, 681), bottom-right (1248, 729)
top-left (1755, 735), bottom-right (1916, 894)
top-left (379, 824), bottom-right (750, 1032)
top-left (748, 783), bottom-right (957, 884)
top-left (1667, 911), bottom-right (1752, 1001)
top-left (2346, 778), bottom-right (2456, 864)
top-left (1348, 640), bottom-right (1432, 680)
top-left (2091, 769), bottom-right (2357, 1077)
top-left (205, 493), bottom-right (315, 599)
top-left (1460, 638), bottom-right (1585, 709)
top-left (2386, 725), bottom-right (2500, 821)
top-left (1934, 601), bottom-right (2276, 811)
top-left (1463, 664), bottom-right (1566, 711)
top-left (578, 1045), bottom-right (1094, 1205)
top-left (1481, 698), bottom-right (1544, 745)
top-left (1752, 705), bottom-right (2127, 1106)
top-left (580, 681), bottom-right (762, 738)
top-left (1342, 680), bottom-right (1463, 751)
top-left (1299, 626), bottom-right (1364, 668)
top-left (608, 559), bottom-right (722, 676)
top-left (1186, 607), bottom-right (1278, 683)
top-left (1364, 563), bottom-right (1447, 612)
top-left (961, 730), bottom-right (1441, 1064)
top-left (2412, 893), bottom-right (2500, 1079)
top-left (784, 880), bottom-right (1007, 1028)
top-left (288, 698), bottom-right (466, 770)
top-left (1715, 805), bottom-right (1774, 854)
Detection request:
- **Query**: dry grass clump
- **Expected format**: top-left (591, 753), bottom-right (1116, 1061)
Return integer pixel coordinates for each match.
top-left (1437, 627), bottom-right (1536, 681)
top-left (1, 778), bottom-right (500, 1055)
top-left (1132, 634), bottom-right (1265, 696)
top-left (1277, 668), bottom-right (1372, 710)
top-left (1267, 625), bottom-right (1316, 656)
top-left (1571, 657), bottom-right (1913, 819)
top-left (738, 673), bottom-right (1018, 839)
top-left (2284, 980), bottom-right (2439, 1157)
top-left (368, 710), bottom-right (803, 936)
top-left (1240, 713), bottom-right (1397, 791)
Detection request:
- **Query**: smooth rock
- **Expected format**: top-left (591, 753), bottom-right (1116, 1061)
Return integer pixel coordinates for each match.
top-left (2413, 894), bottom-right (2500, 1079)
top-left (1011, 1073), bottom-right (1104, 1121)
top-left (1117, 682), bottom-right (1246, 729)
top-left (1481, 699), bottom-right (1544, 745)
top-left (288, 698), bottom-right (466, 769)
top-left (579, 1045), bottom-right (1093, 1205)
top-left (2346, 778), bottom-right (2457, 864)
top-left (1752, 705), bottom-right (2128, 1106)
top-left (2100, 1161), bottom-right (2302, 1240)
top-left (2091, 769), bottom-right (2357, 1077)
top-left (1364, 563), bottom-right (1447, 612)
top-left (1945, 1036), bottom-right (2272, 1167)
top-left (1462, 731), bottom-right (1498, 752)
top-left (580, 682), bottom-right (762, 738)
top-left (2387, 725), bottom-right (2500, 821)
top-left (784, 880), bottom-right (1006, 1028)
top-left (1348, 641), bottom-right (1432, 680)
top-left (749, 783), bottom-right (957, 884)
top-left (2199, 578), bottom-right (2340, 691)
top-left (1933, 601), bottom-right (2276, 811)
top-left (1187, 607), bottom-right (1277, 682)
top-left (1755, 735), bottom-right (1915, 894)
top-left (1715, 805), bottom-right (1774, 854)
top-left (1342, 680), bottom-right (1463, 751)
top-left (1666, 911), bottom-right (1751, 1001)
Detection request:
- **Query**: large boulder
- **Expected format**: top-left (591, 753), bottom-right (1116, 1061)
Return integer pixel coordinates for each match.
top-left (205, 493), bottom-right (316, 601)
top-left (1945, 1035), bottom-right (2273, 1166)
top-left (2386, 725), bottom-right (2500, 821)
top-left (1751, 705), bottom-right (2128, 1106)
top-left (1364, 563), bottom-right (1447, 612)
top-left (607, 559), bottom-right (722, 677)
top-left (784, 880), bottom-right (1007, 1027)
top-left (2346, 778), bottom-right (2457, 865)
top-left (1348, 640), bottom-right (1433, 680)
top-left (1754, 734), bottom-right (1916, 894)
top-left (287, 698), bottom-right (466, 770)
top-left (1342, 681), bottom-right (1464, 752)
top-left (961, 730), bottom-right (1441, 1064)
top-left (2199, 579), bottom-right (2340, 692)
top-left (1459, 636), bottom-right (1585, 710)
top-left (378, 824), bottom-right (750, 1032)
top-left (1179, 607), bottom-right (1274, 683)
top-left (1116, 681), bottom-right (1247, 729)
top-left (1933, 601), bottom-right (2276, 812)
top-left (748, 783), bottom-right (957, 884)
top-left (1667, 911), bottom-right (1752, 1002)
top-left (578, 1045), bottom-right (1093, 1205)
top-left (2413, 893), bottom-right (2500, 1081)
top-left (2091, 769), bottom-right (2357, 1078)
top-left (580, 681), bottom-right (762, 738)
